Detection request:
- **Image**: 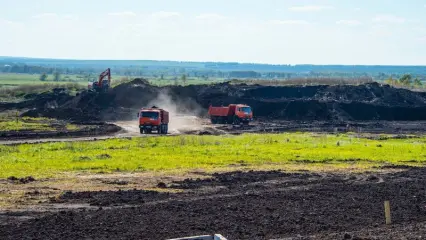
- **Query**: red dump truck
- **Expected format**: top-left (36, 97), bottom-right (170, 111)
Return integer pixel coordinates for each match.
top-left (208, 104), bottom-right (253, 125)
top-left (138, 106), bottom-right (169, 134)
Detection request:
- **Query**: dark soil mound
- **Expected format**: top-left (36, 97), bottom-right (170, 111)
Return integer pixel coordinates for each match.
top-left (0, 88), bottom-right (74, 112)
top-left (56, 189), bottom-right (171, 206)
top-left (169, 170), bottom-right (311, 189)
top-left (12, 79), bottom-right (426, 121)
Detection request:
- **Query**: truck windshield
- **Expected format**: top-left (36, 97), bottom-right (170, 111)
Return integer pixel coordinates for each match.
top-left (141, 111), bottom-right (159, 119)
top-left (240, 107), bottom-right (252, 114)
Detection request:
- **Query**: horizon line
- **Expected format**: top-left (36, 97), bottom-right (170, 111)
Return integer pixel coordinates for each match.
top-left (1, 56), bottom-right (426, 67)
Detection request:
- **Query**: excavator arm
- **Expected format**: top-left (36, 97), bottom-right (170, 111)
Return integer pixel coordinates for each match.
top-left (89, 68), bottom-right (111, 92)
top-left (97, 68), bottom-right (111, 86)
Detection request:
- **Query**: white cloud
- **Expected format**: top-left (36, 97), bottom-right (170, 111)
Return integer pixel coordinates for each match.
top-left (417, 36), bottom-right (426, 42)
top-left (32, 13), bottom-right (58, 19)
top-left (195, 13), bottom-right (227, 21)
top-left (0, 19), bottom-right (15, 25)
top-left (354, 8), bottom-right (361, 11)
top-left (151, 11), bottom-right (181, 19)
top-left (108, 11), bottom-right (136, 17)
top-left (288, 5), bottom-right (334, 12)
top-left (269, 20), bottom-right (310, 25)
top-left (336, 20), bottom-right (362, 26)
top-left (372, 14), bottom-right (405, 24)
top-left (412, 26), bottom-right (426, 32)
top-left (369, 25), bottom-right (393, 37)
top-left (63, 14), bottom-right (79, 21)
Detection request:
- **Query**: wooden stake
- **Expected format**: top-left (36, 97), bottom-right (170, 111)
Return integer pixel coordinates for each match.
top-left (384, 200), bottom-right (391, 224)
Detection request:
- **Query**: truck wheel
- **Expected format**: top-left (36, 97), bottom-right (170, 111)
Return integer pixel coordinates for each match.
top-left (140, 128), bottom-right (144, 134)
top-left (221, 117), bottom-right (227, 124)
top-left (233, 117), bottom-right (240, 125)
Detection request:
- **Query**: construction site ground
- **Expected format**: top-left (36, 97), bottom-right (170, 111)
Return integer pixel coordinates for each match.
top-left (1, 166), bottom-right (426, 239)
top-left (1, 80), bottom-right (426, 239)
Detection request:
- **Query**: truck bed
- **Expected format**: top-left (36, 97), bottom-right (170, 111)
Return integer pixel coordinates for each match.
top-left (208, 106), bottom-right (230, 116)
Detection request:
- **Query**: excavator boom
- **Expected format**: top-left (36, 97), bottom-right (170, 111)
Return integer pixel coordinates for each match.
top-left (89, 68), bottom-right (111, 92)
top-left (98, 68), bottom-right (111, 86)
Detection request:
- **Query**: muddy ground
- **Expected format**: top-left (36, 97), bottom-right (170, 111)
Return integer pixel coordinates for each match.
top-left (0, 79), bottom-right (425, 142)
top-left (1, 118), bottom-right (426, 145)
top-left (0, 120), bottom-right (121, 141)
top-left (1, 167), bottom-right (426, 239)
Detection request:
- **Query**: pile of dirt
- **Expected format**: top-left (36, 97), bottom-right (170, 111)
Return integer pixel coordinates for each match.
top-left (13, 80), bottom-right (426, 121)
top-left (168, 170), bottom-right (311, 189)
top-left (0, 88), bottom-right (74, 112)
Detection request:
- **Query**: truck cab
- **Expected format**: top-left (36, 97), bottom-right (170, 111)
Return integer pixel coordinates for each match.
top-left (234, 104), bottom-right (253, 124)
top-left (138, 107), bottom-right (169, 134)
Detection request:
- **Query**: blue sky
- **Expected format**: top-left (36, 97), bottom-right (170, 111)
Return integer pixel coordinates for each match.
top-left (1, 0), bottom-right (426, 65)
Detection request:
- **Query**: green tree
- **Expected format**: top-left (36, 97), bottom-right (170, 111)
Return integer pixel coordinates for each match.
top-left (53, 71), bottom-right (61, 82)
top-left (181, 74), bottom-right (187, 85)
top-left (414, 78), bottom-right (423, 87)
top-left (39, 73), bottom-right (48, 81)
top-left (384, 76), bottom-right (395, 86)
top-left (399, 74), bottom-right (412, 86)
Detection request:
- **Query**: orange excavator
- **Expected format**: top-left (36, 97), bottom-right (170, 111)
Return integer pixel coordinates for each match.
top-left (88, 68), bottom-right (111, 92)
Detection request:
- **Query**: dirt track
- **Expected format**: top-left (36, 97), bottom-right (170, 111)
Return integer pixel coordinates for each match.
top-left (1, 167), bottom-right (426, 239)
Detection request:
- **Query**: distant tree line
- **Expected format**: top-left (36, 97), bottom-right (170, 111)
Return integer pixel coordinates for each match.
top-left (1, 58), bottom-right (425, 83)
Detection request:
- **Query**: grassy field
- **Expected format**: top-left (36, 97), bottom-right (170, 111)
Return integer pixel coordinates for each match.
top-left (0, 73), bottom-right (46, 85)
top-left (1, 133), bottom-right (425, 178)
top-left (0, 73), bottom-right (220, 86)
top-left (0, 118), bottom-right (55, 132)
top-left (0, 117), bottom-right (78, 132)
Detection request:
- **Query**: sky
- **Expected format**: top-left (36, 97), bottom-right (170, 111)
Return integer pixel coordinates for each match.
top-left (1, 0), bottom-right (426, 65)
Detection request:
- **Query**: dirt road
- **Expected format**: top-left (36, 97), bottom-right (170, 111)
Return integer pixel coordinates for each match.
top-left (1, 119), bottom-right (426, 145)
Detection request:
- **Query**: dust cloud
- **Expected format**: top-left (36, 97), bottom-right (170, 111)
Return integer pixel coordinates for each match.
top-left (146, 90), bottom-right (205, 134)
top-left (114, 90), bottom-right (208, 135)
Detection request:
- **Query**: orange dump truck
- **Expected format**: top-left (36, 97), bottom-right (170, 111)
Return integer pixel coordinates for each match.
top-left (138, 106), bottom-right (169, 134)
top-left (208, 104), bottom-right (253, 125)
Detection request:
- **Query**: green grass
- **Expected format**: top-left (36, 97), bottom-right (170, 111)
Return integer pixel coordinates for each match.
top-left (0, 73), bottom-right (45, 85)
top-left (0, 73), bottom-right (86, 85)
top-left (1, 133), bottom-right (425, 178)
top-left (0, 117), bottom-right (55, 132)
top-left (0, 117), bottom-right (80, 132)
